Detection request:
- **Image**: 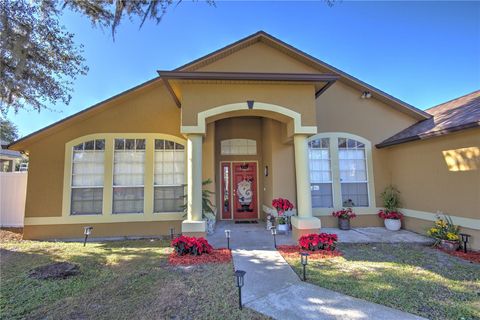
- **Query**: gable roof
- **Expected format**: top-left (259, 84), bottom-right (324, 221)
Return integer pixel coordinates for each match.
top-left (176, 31), bottom-right (431, 120)
top-left (377, 90), bottom-right (480, 148)
top-left (9, 30), bottom-right (430, 151)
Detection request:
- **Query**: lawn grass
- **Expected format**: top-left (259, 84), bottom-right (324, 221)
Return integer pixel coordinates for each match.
top-left (283, 243), bottom-right (480, 320)
top-left (0, 232), bottom-right (268, 320)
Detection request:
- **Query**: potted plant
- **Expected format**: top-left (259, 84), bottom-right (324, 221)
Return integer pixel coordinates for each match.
top-left (378, 185), bottom-right (403, 231)
top-left (182, 179), bottom-right (216, 235)
top-left (272, 198), bottom-right (294, 232)
top-left (427, 215), bottom-right (460, 251)
top-left (277, 216), bottom-right (288, 232)
top-left (332, 206), bottom-right (356, 230)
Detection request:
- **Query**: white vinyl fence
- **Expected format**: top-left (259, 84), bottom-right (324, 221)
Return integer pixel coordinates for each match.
top-left (0, 172), bottom-right (27, 227)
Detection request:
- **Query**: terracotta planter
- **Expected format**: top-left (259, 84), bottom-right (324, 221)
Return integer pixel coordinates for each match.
top-left (439, 239), bottom-right (460, 251)
top-left (338, 218), bottom-right (351, 230)
top-left (384, 218), bottom-right (401, 231)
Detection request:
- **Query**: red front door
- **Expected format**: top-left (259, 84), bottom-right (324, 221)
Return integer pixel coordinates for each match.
top-left (220, 162), bottom-right (258, 220)
top-left (232, 162), bottom-right (258, 220)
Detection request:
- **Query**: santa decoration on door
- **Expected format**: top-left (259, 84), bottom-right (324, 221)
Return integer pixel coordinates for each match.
top-left (237, 178), bottom-right (254, 212)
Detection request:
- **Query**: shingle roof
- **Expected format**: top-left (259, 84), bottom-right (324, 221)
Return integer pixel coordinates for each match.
top-left (0, 140), bottom-right (22, 158)
top-left (377, 90), bottom-right (480, 148)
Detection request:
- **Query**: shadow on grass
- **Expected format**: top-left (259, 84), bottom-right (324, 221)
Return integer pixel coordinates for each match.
top-left (286, 243), bottom-right (480, 320)
top-left (0, 239), bottom-right (267, 320)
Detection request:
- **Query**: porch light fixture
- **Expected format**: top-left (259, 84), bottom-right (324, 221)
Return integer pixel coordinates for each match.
top-left (225, 229), bottom-right (231, 250)
top-left (300, 252), bottom-right (310, 281)
top-left (247, 100), bottom-right (254, 109)
top-left (234, 270), bottom-right (246, 310)
top-left (264, 165), bottom-right (269, 177)
top-left (460, 233), bottom-right (471, 253)
top-left (169, 227), bottom-right (175, 240)
top-left (83, 226), bottom-right (93, 247)
top-left (271, 227), bottom-right (277, 248)
top-left (361, 91), bottom-right (372, 99)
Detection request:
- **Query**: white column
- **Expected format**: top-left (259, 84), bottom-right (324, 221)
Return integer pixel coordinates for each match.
top-left (182, 134), bottom-right (206, 235)
top-left (293, 134), bottom-right (313, 218)
top-left (187, 134), bottom-right (203, 221)
top-left (291, 134), bottom-right (321, 234)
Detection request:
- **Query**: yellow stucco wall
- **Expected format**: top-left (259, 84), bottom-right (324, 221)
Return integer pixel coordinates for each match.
top-left (388, 129), bottom-right (480, 220)
top-left (24, 83), bottom-right (180, 219)
top-left (316, 81), bottom-right (419, 208)
top-left (196, 41), bottom-right (320, 74)
top-left (180, 83), bottom-right (317, 128)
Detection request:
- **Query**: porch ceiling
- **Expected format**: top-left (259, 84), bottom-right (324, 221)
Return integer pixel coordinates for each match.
top-left (157, 71), bottom-right (339, 108)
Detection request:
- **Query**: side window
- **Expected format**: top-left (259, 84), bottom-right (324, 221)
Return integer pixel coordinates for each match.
top-left (308, 138), bottom-right (333, 208)
top-left (338, 138), bottom-right (369, 207)
top-left (112, 139), bottom-right (145, 214)
top-left (71, 140), bottom-right (105, 215)
top-left (154, 140), bottom-right (185, 212)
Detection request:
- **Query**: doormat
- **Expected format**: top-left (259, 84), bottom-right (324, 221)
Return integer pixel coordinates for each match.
top-left (234, 220), bottom-right (258, 224)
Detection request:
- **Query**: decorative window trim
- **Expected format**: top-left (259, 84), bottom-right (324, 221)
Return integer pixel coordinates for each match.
top-left (308, 132), bottom-right (376, 212)
top-left (62, 133), bottom-right (187, 223)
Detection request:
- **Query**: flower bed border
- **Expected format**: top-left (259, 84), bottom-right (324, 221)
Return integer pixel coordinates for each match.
top-left (277, 245), bottom-right (342, 261)
top-left (437, 248), bottom-right (480, 264)
top-left (168, 248), bottom-right (232, 265)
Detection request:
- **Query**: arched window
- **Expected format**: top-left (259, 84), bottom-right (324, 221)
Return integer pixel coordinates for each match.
top-left (308, 133), bottom-right (374, 208)
top-left (71, 139), bottom-right (105, 215)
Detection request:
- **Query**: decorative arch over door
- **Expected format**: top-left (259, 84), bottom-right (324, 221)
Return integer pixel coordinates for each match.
top-left (181, 101), bottom-right (317, 136)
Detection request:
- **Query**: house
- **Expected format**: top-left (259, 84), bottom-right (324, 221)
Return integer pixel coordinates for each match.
top-left (8, 31), bottom-right (480, 249)
top-left (1, 140), bottom-right (24, 172)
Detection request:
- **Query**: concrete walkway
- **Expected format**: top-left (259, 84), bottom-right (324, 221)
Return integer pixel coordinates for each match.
top-left (208, 222), bottom-right (427, 320)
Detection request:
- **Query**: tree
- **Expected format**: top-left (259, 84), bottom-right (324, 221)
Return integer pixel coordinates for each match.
top-left (0, 0), bottom-right (214, 114)
top-left (1, 0), bottom-right (88, 114)
top-left (0, 117), bottom-right (19, 143)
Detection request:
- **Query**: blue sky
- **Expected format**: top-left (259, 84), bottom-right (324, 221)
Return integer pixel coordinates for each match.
top-left (8, 1), bottom-right (480, 137)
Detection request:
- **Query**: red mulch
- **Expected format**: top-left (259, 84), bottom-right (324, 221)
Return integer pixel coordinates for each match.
top-left (168, 248), bottom-right (232, 265)
top-left (437, 248), bottom-right (480, 264)
top-left (277, 245), bottom-right (342, 261)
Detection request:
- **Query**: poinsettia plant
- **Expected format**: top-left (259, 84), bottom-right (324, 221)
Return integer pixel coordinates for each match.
top-left (171, 236), bottom-right (213, 256)
top-left (332, 208), bottom-right (356, 220)
top-left (299, 233), bottom-right (338, 251)
top-left (378, 210), bottom-right (403, 220)
top-left (272, 198), bottom-right (294, 215)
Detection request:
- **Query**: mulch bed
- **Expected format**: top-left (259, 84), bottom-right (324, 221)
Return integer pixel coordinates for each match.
top-left (0, 228), bottom-right (23, 242)
top-left (437, 248), bottom-right (480, 264)
top-left (277, 245), bottom-right (342, 261)
top-left (168, 248), bottom-right (232, 265)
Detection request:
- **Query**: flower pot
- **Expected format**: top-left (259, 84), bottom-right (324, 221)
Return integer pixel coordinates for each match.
top-left (384, 218), bottom-right (401, 231)
top-left (203, 218), bottom-right (216, 235)
top-left (439, 239), bottom-right (460, 251)
top-left (278, 224), bottom-right (289, 233)
top-left (338, 218), bottom-right (351, 230)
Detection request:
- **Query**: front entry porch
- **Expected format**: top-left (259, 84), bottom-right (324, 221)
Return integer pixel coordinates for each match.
top-left (181, 104), bottom-right (322, 240)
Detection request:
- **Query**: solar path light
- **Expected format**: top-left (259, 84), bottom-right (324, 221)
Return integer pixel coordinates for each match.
top-left (225, 229), bottom-right (231, 250)
top-left (234, 270), bottom-right (246, 310)
top-left (300, 252), bottom-right (310, 281)
top-left (83, 226), bottom-right (93, 247)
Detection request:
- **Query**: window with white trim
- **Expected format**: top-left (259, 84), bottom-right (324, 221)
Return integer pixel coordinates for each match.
top-left (338, 138), bottom-right (368, 207)
top-left (71, 139), bottom-right (105, 215)
top-left (221, 139), bottom-right (257, 155)
top-left (154, 139), bottom-right (185, 212)
top-left (308, 135), bottom-right (371, 208)
top-left (308, 138), bottom-right (333, 208)
top-left (113, 139), bottom-right (145, 214)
